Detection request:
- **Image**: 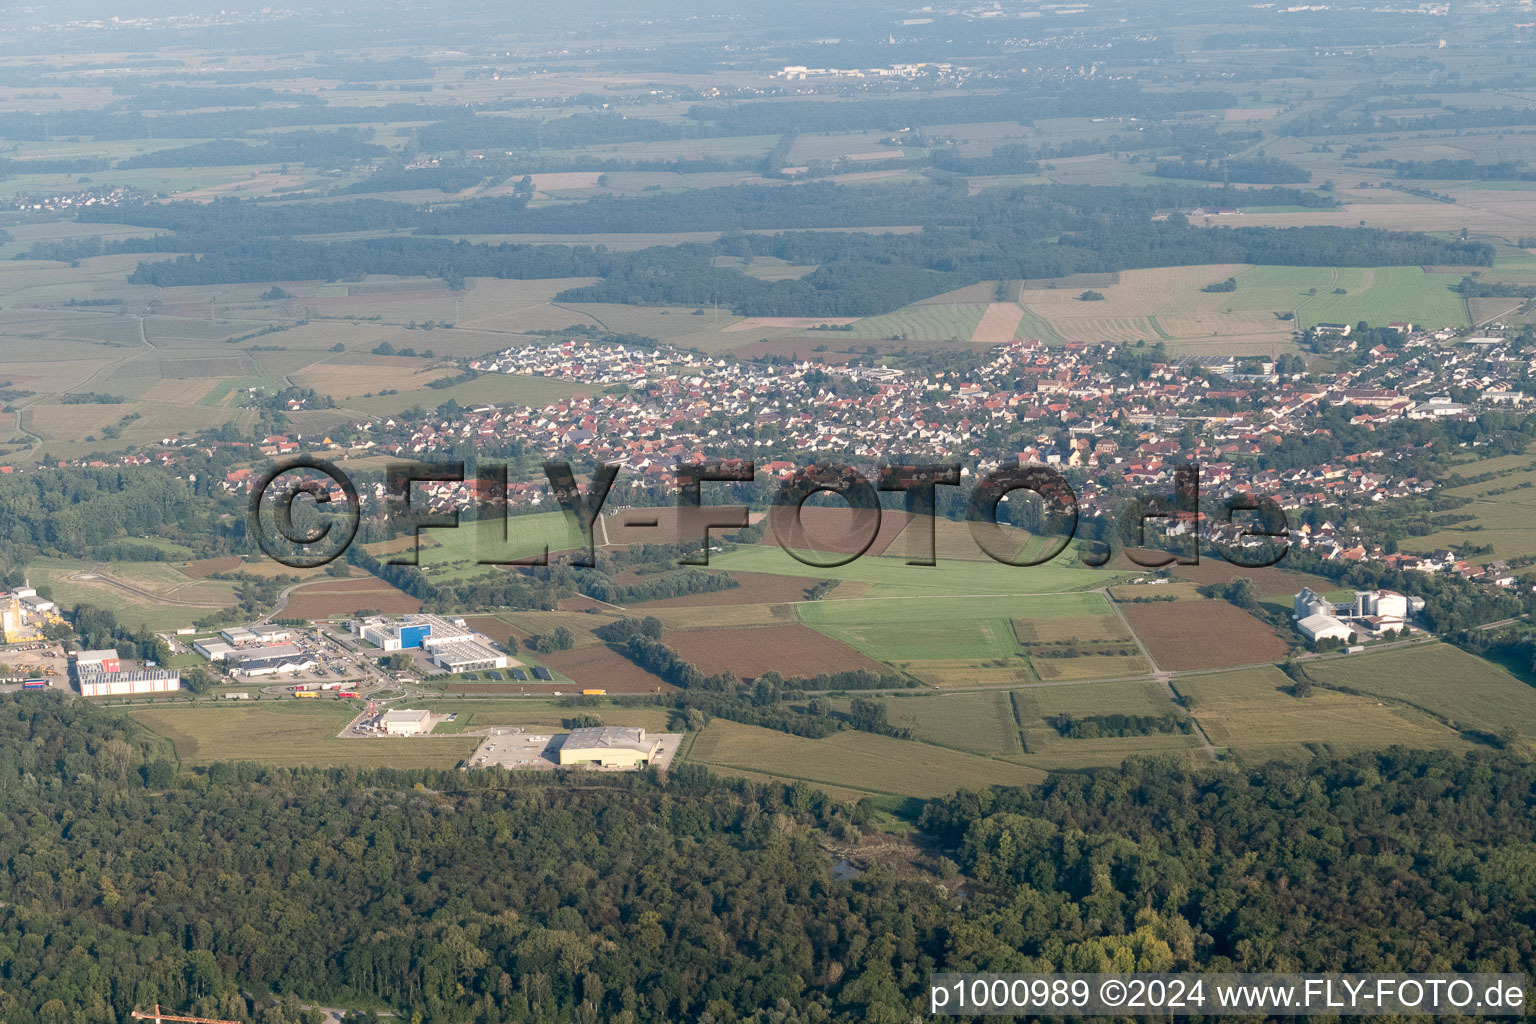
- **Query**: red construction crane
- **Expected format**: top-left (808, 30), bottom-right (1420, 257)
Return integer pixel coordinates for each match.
top-left (131, 1006), bottom-right (242, 1024)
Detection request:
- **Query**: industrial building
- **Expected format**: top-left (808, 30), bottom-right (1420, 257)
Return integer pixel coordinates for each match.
top-left (221, 625), bottom-right (293, 646)
top-left (76, 649), bottom-right (121, 673)
top-left (380, 709), bottom-right (434, 736)
top-left (1, 587), bottom-right (63, 644)
top-left (558, 727), bottom-right (661, 769)
top-left (228, 644), bottom-right (318, 677)
top-left (352, 613), bottom-right (466, 651)
top-left (76, 655), bottom-right (180, 698)
top-left (194, 639), bottom-right (236, 661)
top-left (351, 614), bottom-right (511, 671)
top-left (428, 638), bottom-right (509, 672)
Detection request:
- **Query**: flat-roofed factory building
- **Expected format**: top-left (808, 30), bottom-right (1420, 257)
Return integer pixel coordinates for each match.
top-left (428, 638), bottom-right (509, 673)
top-left (380, 709), bottom-right (434, 736)
top-left (558, 726), bottom-right (661, 769)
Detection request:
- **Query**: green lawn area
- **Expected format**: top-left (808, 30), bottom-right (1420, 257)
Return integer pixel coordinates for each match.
top-left (1304, 643), bottom-right (1536, 739)
top-left (118, 702), bottom-right (478, 770)
top-left (1177, 664), bottom-right (1470, 759)
top-left (796, 591), bottom-right (1114, 662)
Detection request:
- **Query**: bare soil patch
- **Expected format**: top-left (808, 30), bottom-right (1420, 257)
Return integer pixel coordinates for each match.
top-left (1121, 599), bottom-right (1288, 671)
top-left (539, 644), bottom-right (677, 693)
top-left (663, 623), bottom-right (885, 680)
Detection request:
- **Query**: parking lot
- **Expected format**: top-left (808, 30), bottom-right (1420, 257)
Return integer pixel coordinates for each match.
top-left (467, 729), bottom-right (560, 769)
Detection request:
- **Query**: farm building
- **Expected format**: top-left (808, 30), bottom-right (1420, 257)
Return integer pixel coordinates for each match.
top-left (558, 726), bottom-right (661, 769)
top-left (1296, 613), bottom-right (1354, 643)
top-left (77, 666), bottom-right (180, 698)
top-left (380, 709), bottom-right (434, 736)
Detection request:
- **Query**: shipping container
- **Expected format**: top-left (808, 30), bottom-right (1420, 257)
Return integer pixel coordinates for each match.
top-left (22, 680), bottom-right (46, 690)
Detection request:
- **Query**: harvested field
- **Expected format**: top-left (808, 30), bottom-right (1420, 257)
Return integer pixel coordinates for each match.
top-left (630, 570), bottom-right (836, 608)
top-left (538, 644), bottom-right (676, 693)
top-left (1121, 598), bottom-right (1288, 670)
top-left (281, 576), bottom-right (421, 619)
top-left (1011, 613), bottom-right (1130, 644)
top-left (663, 623), bottom-right (885, 680)
top-left (971, 302), bottom-right (1026, 342)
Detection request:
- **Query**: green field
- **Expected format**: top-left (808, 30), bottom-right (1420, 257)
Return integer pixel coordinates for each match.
top-left (797, 591), bottom-right (1115, 662)
top-left (119, 703), bottom-right (479, 769)
top-left (1237, 265), bottom-right (1469, 330)
top-left (1304, 643), bottom-right (1536, 739)
top-left (688, 717), bottom-right (1047, 798)
top-left (1176, 665), bottom-right (1470, 759)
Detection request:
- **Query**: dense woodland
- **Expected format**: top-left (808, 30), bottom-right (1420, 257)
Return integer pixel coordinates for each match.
top-left (87, 181), bottom-right (1488, 316)
top-left (2, 698), bottom-right (1535, 1023)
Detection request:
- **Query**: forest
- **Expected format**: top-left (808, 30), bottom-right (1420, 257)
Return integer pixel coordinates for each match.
top-left (92, 181), bottom-right (1489, 316)
top-left (2, 697), bottom-right (1535, 1023)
